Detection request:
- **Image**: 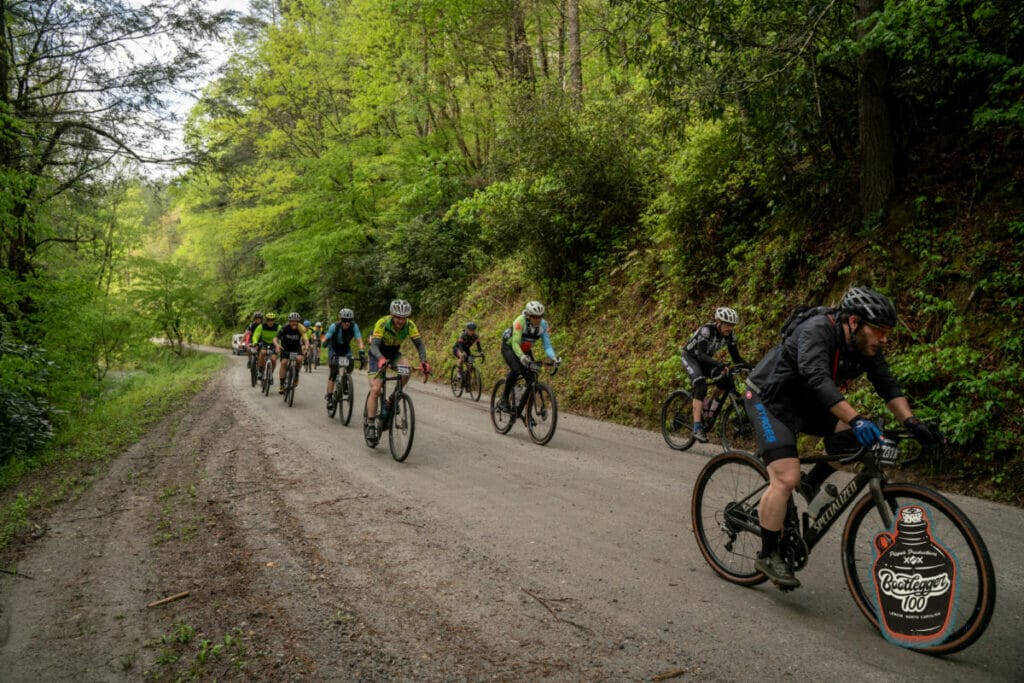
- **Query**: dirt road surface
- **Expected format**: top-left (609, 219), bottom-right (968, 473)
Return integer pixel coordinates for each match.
top-left (2, 352), bottom-right (1022, 680)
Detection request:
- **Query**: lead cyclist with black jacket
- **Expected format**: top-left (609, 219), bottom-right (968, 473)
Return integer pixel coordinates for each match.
top-left (742, 287), bottom-right (941, 588)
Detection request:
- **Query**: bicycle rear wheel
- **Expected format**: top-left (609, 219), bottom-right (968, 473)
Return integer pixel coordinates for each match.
top-left (661, 390), bottom-right (696, 450)
top-left (389, 393), bottom-right (415, 462)
top-left (842, 483), bottom-right (996, 654)
top-left (468, 365), bottom-right (483, 401)
top-left (691, 450), bottom-right (770, 585)
top-left (449, 365), bottom-right (463, 397)
top-left (526, 382), bottom-right (558, 445)
top-left (719, 397), bottom-right (757, 453)
top-left (489, 380), bottom-right (514, 434)
top-left (339, 372), bottom-right (354, 425)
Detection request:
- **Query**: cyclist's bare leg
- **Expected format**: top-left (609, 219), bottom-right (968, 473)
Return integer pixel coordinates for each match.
top-left (367, 376), bottom-right (383, 417)
top-left (759, 458), bottom-right (800, 531)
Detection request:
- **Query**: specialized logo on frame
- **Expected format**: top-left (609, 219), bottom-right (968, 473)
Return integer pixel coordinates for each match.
top-left (871, 505), bottom-right (959, 647)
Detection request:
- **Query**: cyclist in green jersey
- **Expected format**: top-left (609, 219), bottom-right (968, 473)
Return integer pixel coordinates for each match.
top-left (251, 312), bottom-right (280, 383)
top-left (365, 300), bottom-right (431, 439)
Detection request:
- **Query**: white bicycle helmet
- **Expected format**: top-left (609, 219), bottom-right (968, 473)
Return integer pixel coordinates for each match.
top-left (339, 308), bottom-right (354, 321)
top-left (390, 299), bottom-right (413, 317)
top-left (714, 307), bottom-right (739, 325)
top-left (524, 300), bottom-right (545, 316)
top-left (288, 312), bottom-right (301, 322)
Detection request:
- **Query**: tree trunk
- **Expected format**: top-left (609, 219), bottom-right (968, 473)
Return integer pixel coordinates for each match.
top-left (566, 0), bottom-right (582, 106)
top-left (856, 0), bottom-right (894, 221)
top-left (507, 0), bottom-right (532, 83)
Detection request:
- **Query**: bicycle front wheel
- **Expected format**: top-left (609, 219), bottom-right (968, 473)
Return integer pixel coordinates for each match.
top-left (469, 365), bottom-right (483, 402)
top-left (250, 355), bottom-right (258, 387)
top-left (526, 383), bottom-right (558, 445)
top-left (842, 483), bottom-right (996, 654)
top-left (661, 390), bottom-right (696, 451)
top-left (449, 365), bottom-right (463, 397)
top-left (286, 368), bottom-right (295, 407)
top-left (389, 393), bottom-right (415, 462)
top-left (489, 380), bottom-right (514, 434)
top-left (719, 397), bottom-right (757, 453)
top-left (340, 373), bottom-right (354, 425)
top-left (262, 362), bottom-right (271, 396)
top-left (692, 450), bottom-right (770, 585)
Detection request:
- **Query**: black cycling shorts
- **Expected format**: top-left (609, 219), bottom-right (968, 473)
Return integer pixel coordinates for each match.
top-left (743, 388), bottom-right (799, 464)
top-left (681, 352), bottom-right (730, 401)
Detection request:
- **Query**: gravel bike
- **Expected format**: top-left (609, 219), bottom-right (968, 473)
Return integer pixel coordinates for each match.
top-left (690, 425), bottom-right (996, 654)
top-left (489, 358), bottom-right (560, 445)
top-left (450, 352), bottom-right (484, 401)
top-left (362, 362), bottom-right (427, 462)
top-left (661, 364), bottom-right (755, 452)
top-left (326, 354), bottom-right (355, 425)
top-left (259, 347), bottom-right (275, 397)
top-left (281, 352), bottom-right (301, 406)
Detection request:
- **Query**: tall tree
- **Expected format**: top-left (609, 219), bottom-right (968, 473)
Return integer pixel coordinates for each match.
top-left (566, 0), bottom-right (582, 105)
top-left (856, 0), bottom-right (894, 220)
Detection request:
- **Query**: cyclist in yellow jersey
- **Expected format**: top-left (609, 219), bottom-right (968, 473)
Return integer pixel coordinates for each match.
top-left (365, 299), bottom-right (431, 439)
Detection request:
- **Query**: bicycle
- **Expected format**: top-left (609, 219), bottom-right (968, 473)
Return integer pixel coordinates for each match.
top-left (259, 347), bottom-right (275, 397)
top-left (449, 352), bottom-right (484, 401)
top-left (248, 345), bottom-right (259, 387)
top-left (690, 424), bottom-right (996, 654)
top-left (661, 362), bottom-right (755, 452)
top-left (326, 354), bottom-right (356, 426)
top-left (304, 343), bottom-right (315, 373)
top-left (281, 351), bottom-right (300, 406)
top-left (489, 358), bottom-right (560, 445)
top-left (362, 362), bottom-right (427, 462)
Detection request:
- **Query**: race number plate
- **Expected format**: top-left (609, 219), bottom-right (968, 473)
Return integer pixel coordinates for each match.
top-left (337, 356), bottom-right (350, 368)
top-left (397, 365), bottom-right (411, 376)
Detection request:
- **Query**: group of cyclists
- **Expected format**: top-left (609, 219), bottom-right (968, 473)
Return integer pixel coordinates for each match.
top-left (242, 299), bottom-right (562, 443)
top-left (241, 285), bottom-right (943, 590)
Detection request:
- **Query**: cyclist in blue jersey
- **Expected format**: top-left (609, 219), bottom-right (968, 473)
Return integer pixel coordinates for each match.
top-left (323, 308), bottom-right (366, 408)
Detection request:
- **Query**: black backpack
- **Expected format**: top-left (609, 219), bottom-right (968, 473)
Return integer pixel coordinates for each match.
top-left (779, 305), bottom-right (836, 341)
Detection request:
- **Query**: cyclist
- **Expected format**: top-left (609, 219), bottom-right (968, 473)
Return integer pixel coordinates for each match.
top-left (452, 321), bottom-right (483, 369)
top-left (243, 311), bottom-right (263, 367)
top-left (366, 300), bottom-right (431, 439)
top-left (274, 312), bottom-right (309, 393)
top-left (251, 312), bottom-right (280, 383)
top-left (743, 286), bottom-right (941, 588)
top-left (323, 308), bottom-right (366, 408)
top-left (312, 321), bottom-right (324, 345)
top-left (681, 307), bottom-right (750, 443)
top-left (498, 301), bottom-right (561, 425)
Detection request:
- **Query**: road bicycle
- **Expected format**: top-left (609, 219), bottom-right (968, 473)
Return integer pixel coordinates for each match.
top-left (661, 363), bottom-right (755, 452)
top-left (281, 351), bottom-right (300, 407)
top-left (690, 425), bottom-right (996, 654)
top-left (304, 343), bottom-right (315, 372)
top-left (489, 358), bottom-right (560, 446)
top-left (449, 352), bottom-right (484, 401)
top-left (259, 347), bottom-right (275, 397)
top-left (326, 354), bottom-right (355, 426)
top-left (362, 362), bottom-right (427, 462)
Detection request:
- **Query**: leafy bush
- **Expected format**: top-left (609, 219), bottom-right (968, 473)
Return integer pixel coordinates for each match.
top-left (0, 322), bottom-right (55, 463)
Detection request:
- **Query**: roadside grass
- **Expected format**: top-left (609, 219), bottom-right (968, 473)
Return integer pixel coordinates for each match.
top-left (0, 351), bottom-right (224, 555)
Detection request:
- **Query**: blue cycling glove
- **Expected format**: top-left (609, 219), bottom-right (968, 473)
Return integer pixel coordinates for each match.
top-left (849, 415), bottom-right (882, 447)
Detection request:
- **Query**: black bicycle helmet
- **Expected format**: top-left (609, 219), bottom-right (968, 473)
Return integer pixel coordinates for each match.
top-left (840, 287), bottom-right (897, 327)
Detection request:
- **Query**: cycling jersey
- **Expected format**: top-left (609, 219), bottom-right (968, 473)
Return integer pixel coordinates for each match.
top-left (684, 322), bottom-right (744, 368)
top-left (502, 315), bottom-right (555, 360)
top-left (251, 322), bottom-right (280, 346)
top-left (453, 331), bottom-right (482, 355)
top-left (243, 320), bottom-right (261, 345)
top-left (324, 321), bottom-right (361, 355)
top-left (275, 323), bottom-right (307, 354)
top-left (370, 315), bottom-right (426, 361)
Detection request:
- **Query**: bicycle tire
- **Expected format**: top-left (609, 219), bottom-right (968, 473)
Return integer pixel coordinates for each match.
top-left (719, 397), bottom-right (757, 453)
top-left (250, 353), bottom-right (258, 387)
top-left (449, 365), bottom-right (463, 397)
top-left (661, 390), bottom-right (696, 450)
top-left (842, 482), bottom-right (996, 655)
top-left (526, 382), bottom-right (558, 445)
top-left (389, 393), bottom-right (415, 462)
top-left (261, 359), bottom-right (272, 396)
top-left (469, 365), bottom-right (483, 402)
top-left (362, 392), bottom-right (378, 448)
top-left (340, 372), bottom-right (354, 425)
top-left (489, 380), bottom-right (514, 434)
top-left (285, 365), bottom-right (295, 406)
top-left (691, 450), bottom-right (770, 585)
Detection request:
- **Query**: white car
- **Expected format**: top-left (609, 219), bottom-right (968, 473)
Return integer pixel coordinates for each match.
top-left (231, 333), bottom-right (246, 355)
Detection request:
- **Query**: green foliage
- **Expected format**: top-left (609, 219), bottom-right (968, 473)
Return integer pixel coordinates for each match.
top-left (0, 318), bottom-right (55, 463)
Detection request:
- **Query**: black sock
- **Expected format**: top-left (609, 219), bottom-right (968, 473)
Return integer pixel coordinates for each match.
top-left (760, 527), bottom-right (780, 558)
top-left (805, 461), bottom-right (834, 489)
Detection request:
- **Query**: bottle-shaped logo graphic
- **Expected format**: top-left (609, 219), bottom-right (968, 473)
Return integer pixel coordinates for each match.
top-left (872, 506), bottom-right (958, 647)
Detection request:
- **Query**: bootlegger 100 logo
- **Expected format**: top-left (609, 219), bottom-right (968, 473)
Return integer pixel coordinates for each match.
top-left (872, 506), bottom-right (959, 647)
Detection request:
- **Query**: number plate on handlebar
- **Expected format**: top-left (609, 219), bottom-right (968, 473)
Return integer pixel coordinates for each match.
top-left (878, 439), bottom-right (899, 466)
top-left (337, 356), bottom-right (350, 368)
top-left (397, 365), bottom-right (411, 376)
